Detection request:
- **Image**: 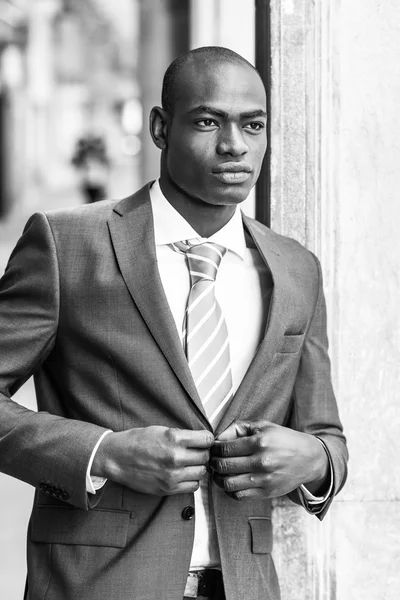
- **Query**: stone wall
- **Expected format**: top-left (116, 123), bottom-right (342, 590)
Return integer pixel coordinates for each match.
top-left (270, 1), bottom-right (400, 597)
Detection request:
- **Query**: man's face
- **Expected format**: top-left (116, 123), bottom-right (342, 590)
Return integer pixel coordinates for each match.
top-left (163, 60), bottom-right (267, 207)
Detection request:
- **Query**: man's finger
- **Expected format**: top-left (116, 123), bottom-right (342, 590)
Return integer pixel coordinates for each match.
top-left (216, 420), bottom-right (273, 442)
top-left (213, 473), bottom-right (263, 493)
top-left (231, 488), bottom-right (266, 501)
top-left (211, 435), bottom-right (256, 459)
top-left (182, 448), bottom-right (211, 467)
top-left (210, 455), bottom-right (252, 474)
top-left (170, 481), bottom-right (202, 495)
top-left (216, 421), bottom-right (253, 441)
top-left (178, 465), bottom-right (208, 482)
top-left (173, 429), bottom-right (215, 448)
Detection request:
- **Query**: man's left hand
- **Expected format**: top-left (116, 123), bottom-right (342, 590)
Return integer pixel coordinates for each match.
top-left (210, 420), bottom-right (329, 501)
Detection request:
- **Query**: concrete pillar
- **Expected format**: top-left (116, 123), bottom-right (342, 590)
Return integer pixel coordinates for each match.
top-left (270, 0), bottom-right (400, 598)
top-left (0, 44), bottom-right (26, 215)
top-left (26, 0), bottom-right (61, 190)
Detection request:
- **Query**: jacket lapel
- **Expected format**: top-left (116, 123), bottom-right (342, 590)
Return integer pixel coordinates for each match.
top-left (108, 188), bottom-right (291, 432)
top-left (215, 215), bottom-right (290, 435)
top-left (107, 184), bottom-right (206, 420)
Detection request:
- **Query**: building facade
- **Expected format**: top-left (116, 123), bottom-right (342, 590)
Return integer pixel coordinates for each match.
top-left (0, 0), bottom-right (27, 215)
top-left (0, 0), bottom-right (138, 218)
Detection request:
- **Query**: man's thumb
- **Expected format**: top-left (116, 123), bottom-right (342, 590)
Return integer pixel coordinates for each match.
top-left (216, 421), bottom-right (254, 441)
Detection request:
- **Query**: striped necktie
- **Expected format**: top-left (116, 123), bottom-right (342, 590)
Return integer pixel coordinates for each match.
top-left (170, 240), bottom-right (234, 426)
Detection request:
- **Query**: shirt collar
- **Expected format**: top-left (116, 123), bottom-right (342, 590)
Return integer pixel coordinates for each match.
top-left (149, 179), bottom-right (246, 261)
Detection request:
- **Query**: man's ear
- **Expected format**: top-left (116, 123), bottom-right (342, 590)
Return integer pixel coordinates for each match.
top-left (149, 106), bottom-right (169, 150)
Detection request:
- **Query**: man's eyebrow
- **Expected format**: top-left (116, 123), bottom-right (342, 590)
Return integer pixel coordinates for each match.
top-left (240, 109), bottom-right (268, 120)
top-left (188, 105), bottom-right (267, 120)
top-left (188, 105), bottom-right (228, 119)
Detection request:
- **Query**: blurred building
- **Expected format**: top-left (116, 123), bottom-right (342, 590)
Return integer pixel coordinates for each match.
top-left (0, 0), bottom-right (139, 218)
top-left (0, 0), bottom-right (27, 216)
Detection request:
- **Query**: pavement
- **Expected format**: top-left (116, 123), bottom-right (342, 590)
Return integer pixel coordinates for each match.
top-left (0, 163), bottom-right (139, 598)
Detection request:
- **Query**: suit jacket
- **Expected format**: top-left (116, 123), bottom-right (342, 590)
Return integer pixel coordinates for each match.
top-left (0, 184), bottom-right (348, 600)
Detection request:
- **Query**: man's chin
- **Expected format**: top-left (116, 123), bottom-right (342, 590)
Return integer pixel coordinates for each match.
top-left (209, 183), bottom-right (252, 206)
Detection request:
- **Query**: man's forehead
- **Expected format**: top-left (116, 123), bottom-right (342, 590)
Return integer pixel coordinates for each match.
top-left (177, 57), bottom-right (261, 87)
top-left (174, 59), bottom-right (266, 110)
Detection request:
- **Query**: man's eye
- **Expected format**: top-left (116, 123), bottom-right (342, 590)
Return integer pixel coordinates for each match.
top-left (245, 122), bottom-right (265, 131)
top-left (197, 119), bottom-right (217, 128)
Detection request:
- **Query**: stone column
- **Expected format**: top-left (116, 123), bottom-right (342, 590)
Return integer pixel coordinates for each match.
top-left (25, 0), bottom-right (61, 190)
top-left (269, 1), bottom-right (400, 598)
top-left (330, 1), bottom-right (400, 597)
top-left (0, 44), bottom-right (26, 215)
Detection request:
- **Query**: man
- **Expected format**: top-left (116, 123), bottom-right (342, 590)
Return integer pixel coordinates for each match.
top-left (0, 47), bottom-right (348, 600)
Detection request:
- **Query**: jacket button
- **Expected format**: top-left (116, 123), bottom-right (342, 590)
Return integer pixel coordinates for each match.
top-left (181, 506), bottom-right (195, 520)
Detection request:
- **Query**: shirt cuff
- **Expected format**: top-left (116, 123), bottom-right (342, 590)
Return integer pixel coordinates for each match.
top-left (85, 430), bottom-right (113, 495)
top-left (299, 438), bottom-right (333, 505)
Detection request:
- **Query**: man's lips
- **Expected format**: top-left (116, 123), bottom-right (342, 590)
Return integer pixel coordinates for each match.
top-left (211, 163), bottom-right (252, 184)
top-left (212, 162), bottom-right (252, 174)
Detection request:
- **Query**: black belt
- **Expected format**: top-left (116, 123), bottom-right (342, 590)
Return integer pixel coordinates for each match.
top-left (184, 569), bottom-right (223, 599)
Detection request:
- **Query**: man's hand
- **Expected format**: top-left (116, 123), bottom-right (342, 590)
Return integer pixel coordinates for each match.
top-left (92, 426), bottom-right (214, 496)
top-left (210, 420), bottom-right (329, 501)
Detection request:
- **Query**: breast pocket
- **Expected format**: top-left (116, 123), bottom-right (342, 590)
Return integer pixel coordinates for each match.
top-left (277, 333), bottom-right (305, 354)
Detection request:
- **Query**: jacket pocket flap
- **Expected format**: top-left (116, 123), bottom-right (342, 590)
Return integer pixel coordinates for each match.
top-left (249, 517), bottom-right (272, 554)
top-left (277, 334), bottom-right (304, 354)
top-left (31, 507), bottom-right (130, 548)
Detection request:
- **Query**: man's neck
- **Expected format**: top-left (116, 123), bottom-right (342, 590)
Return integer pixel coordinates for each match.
top-left (158, 178), bottom-right (237, 238)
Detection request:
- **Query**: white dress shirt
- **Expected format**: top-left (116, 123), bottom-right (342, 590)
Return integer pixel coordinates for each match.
top-left (87, 179), bottom-right (332, 570)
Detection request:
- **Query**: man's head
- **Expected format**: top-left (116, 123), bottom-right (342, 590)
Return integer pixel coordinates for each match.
top-left (150, 46), bottom-right (267, 210)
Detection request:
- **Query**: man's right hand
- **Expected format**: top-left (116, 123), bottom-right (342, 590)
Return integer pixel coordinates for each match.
top-left (91, 426), bottom-right (214, 496)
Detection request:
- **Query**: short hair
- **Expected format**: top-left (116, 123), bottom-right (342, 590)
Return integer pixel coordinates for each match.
top-left (161, 46), bottom-right (260, 114)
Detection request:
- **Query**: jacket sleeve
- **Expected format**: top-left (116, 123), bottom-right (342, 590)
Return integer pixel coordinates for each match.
top-left (287, 253), bottom-right (348, 519)
top-left (0, 213), bottom-right (109, 509)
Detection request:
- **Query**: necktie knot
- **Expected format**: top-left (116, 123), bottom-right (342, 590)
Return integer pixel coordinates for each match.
top-left (171, 241), bottom-right (226, 284)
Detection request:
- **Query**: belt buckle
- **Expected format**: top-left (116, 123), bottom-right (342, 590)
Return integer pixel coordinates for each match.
top-left (184, 572), bottom-right (199, 598)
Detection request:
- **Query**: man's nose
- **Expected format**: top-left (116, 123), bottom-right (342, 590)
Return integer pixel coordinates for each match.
top-left (216, 125), bottom-right (249, 156)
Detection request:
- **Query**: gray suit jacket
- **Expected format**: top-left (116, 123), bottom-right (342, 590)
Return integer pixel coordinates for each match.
top-left (0, 184), bottom-right (347, 600)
